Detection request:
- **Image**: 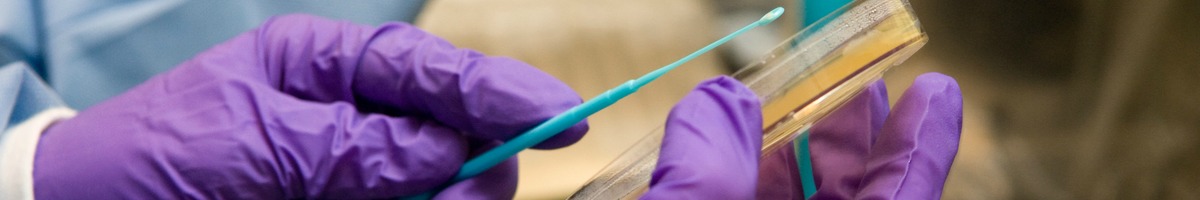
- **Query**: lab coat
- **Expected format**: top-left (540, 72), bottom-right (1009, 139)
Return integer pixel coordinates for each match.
top-left (1, 0), bottom-right (427, 109)
top-left (0, 62), bottom-right (74, 199)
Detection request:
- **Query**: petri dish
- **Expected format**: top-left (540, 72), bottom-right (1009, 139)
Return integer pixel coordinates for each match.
top-left (570, 0), bottom-right (928, 198)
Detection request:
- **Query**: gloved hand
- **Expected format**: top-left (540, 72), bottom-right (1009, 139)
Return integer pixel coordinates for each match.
top-left (32, 14), bottom-right (588, 199)
top-left (757, 73), bottom-right (963, 199)
top-left (641, 73), bottom-right (961, 199)
top-left (642, 76), bottom-right (764, 199)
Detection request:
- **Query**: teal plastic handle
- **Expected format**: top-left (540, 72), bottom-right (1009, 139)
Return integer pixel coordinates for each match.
top-left (453, 79), bottom-right (639, 182)
top-left (403, 7), bottom-right (784, 200)
top-left (796, 0), bottom-right (852, 199)
top-left (456, 6), bottom-right (784, 183)
top-left (795, 131), bottom-right (817, 198)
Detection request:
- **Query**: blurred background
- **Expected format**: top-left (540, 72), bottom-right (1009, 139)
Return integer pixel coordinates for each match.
top-left (416, 0), bottom-right (1200, 199)
top-left (4, 0), bottom-right (1196, 199)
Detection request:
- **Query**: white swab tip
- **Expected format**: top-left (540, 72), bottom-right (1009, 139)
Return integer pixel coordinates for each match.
top-left (758, 7), bottom-right (785, 24)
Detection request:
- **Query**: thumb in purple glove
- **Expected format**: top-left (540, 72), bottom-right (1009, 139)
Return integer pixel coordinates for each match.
top-left (855, 73), bottom-right (962, 199)
top-left (642, 76), bottom-right (763, 200)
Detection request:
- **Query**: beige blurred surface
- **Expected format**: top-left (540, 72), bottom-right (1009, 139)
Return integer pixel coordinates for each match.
top-left (417, 0), bottom-right (724, 198)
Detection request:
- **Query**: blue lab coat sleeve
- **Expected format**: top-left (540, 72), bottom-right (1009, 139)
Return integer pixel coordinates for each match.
top-left (0, 62), bottom-right (77, 200)
top-left (1, 0), bottom-right (428, 109)
top-left (0, 62), bottom-right (67, 130)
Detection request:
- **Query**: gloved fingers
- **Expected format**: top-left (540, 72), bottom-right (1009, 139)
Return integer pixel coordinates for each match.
top-left (434, 140), bottom-right (519, 200)
top-left (642, 76), bottom-right (762, 200)
top-left (807, 80), bottom-right (889, 199)
top-left (755, 142), bottom-right (805, 199)
top-left (855, 73), bottom-right (962, 200)
top-left (187, 14), bottom-right (587, 149)
top-left (347, 19), bottom-right (588, 148)
top-left (250, 89), bottom-right (475, 198)
top-left (174, 14), bottom-right (379, 104)
top-left (255, 14), bottom-right (588, 148)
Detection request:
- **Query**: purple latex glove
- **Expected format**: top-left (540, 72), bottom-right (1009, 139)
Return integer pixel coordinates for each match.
top-left (642, 76), bottom-right (764, 200)
top-left (757, 72), bottom-right (963, 199)
top-left (32, 14), bottom-right (587, 199)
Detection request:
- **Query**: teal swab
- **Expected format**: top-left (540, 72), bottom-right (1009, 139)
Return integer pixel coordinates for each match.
top-left (456, 6), bottom-right (784, 183)
top-left (405, 7), bottom-right (784, 199)
top-left (795, 131), bottom-right (817, 198)
top-left (797, 0), bottom-right (852, 198)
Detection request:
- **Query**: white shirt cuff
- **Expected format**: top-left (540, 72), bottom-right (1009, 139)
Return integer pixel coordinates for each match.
top-left (1, 108), bottom-right (77, 200)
